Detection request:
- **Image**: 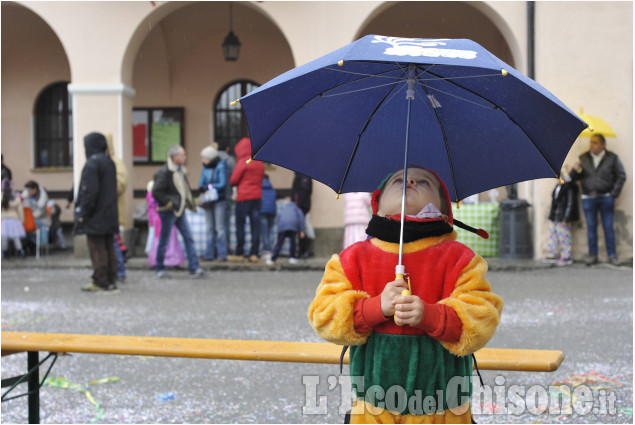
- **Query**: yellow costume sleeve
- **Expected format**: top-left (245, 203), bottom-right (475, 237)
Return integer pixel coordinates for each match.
top-left (438, 254), bottom-right (503, 357)
top-left (308, 254), bottom-right (372, 346)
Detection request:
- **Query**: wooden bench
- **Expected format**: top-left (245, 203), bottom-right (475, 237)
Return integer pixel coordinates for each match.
top-left (1, 332), bottom-right (564, 423)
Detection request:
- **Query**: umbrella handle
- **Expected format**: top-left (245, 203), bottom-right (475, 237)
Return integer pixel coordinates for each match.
top-left (394, 266), bottom-right (412, 326)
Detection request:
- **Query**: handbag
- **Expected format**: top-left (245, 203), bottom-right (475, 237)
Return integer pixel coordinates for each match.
top-left (23, 207), bottom-right (37, 233)
top-left (197, 184), bottom-right (218, 206)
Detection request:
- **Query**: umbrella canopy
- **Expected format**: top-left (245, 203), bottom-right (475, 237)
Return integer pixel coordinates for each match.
top-left (577, 111), bottom-right (616, 138)
top-left (239, 35), bottom-right (588, 203)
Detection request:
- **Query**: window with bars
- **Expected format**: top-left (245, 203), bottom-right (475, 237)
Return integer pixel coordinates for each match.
top-left (34, 81), bottom-right (73, 168)
top-left (214, 80), bottom-right (259, 151)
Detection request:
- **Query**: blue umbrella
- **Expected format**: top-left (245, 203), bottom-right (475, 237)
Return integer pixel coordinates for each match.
top-left (236, 35), bottom-right (588, 277)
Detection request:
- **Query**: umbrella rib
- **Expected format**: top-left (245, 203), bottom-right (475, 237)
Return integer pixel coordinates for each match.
top-left (421, 67), bottom-right (561, 180)
top-left (321, 81), bottom-right (405, 98)
top-left (336, 74), bottom-right (406, 195)
top-left (414, 71), bottom-right (461, 203)
top-left (324, 67), bottom-right (403, 80)
top-left (418, 83), bottom-right (497, 110)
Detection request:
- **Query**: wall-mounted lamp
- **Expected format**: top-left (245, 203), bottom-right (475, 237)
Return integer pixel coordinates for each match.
top-left (222, 3), bottom-right (241, 61)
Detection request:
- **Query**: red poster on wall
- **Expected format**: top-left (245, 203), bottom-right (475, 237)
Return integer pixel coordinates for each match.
top-left (133, 123), bottom-right (147, 159)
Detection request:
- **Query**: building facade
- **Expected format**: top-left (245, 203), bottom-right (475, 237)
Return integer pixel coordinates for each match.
top-left (2, 1), bottom-right (632, 260)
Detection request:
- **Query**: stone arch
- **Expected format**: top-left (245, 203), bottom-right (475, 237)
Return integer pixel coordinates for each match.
top-left (1, 1), bottom-right (72, 175)
top-left (354, 1), bottom-right (518, 68)
top-left (122, 1), bottom-right (295, 192)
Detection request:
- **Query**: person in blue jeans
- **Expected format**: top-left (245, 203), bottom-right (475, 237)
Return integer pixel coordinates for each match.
top-left (198, 145), bottom-right (228, 261)
top-left (229, 137), bottom-right (264, 263)
top-left (571, 134), bottom-right (626, 266)
top-left (152, 145), bottom-right (205, 278)
top-left (266, 199), bottom-right (305, 265)
top-left (113, 233), bottom-right (126, 282)
top-left (259, 174), bottom-right (277, 258)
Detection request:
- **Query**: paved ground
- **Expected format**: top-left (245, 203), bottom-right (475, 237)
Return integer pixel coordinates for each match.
top-left (1, 254), bottom-right (632, 424)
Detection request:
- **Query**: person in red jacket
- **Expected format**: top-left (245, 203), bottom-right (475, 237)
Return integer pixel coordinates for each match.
top-left (229, 137), bottom-right (265, 262)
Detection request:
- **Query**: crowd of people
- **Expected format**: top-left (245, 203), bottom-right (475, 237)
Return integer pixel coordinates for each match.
top-left (141, 137), bottom-right (317, 280)
top-left (0, 132), bottom-right (627, 293)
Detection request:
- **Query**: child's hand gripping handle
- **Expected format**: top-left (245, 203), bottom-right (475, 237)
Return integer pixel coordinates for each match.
top-left (395, 265), bottom-right (412, 326)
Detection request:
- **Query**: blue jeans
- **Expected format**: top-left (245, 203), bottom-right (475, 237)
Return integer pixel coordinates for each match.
top-left (271, 231), bottom-right (297, 261)
top-left (260, 214), bottom-right (275, 252)
top-left (113, 233), bottom-right (126, 279)
top-left (157, 211), bottom-right (199, 273)
top-left (582, 196), bottom-right (616, 257)
top-left (203, 200), bottom-right (228, 260)
top-left (235, 199), bottom-right (261, 257)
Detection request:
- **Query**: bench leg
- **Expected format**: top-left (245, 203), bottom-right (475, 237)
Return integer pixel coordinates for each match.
top-left (27, 351), bottom-right (39, 424)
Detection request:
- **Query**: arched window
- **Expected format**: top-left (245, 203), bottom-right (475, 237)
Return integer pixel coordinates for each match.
top-left (34, 81), bottom-right (72, 167)
top-left (214, 80), bottom-right (259, 151)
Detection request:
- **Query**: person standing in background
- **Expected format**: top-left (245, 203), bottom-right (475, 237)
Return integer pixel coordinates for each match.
top-left (571, 134), bottom-right (626, 266)
top-left (152, 145), bottom-right (206, 279)
top-left (198, 145), bottom-right (228, 262)
top-left (105, 134), bottom-right (129, 283)
top-left (259, 174), bottom-right (277, 260)
top-left (541, 165), bottom-right (579, 266)
top-left (291, 172), bottom-right (313, 258)
top-left (73, 132), bottom-right (119, 292)
top-left (343, 192), bottom-right (372, 249)
top-left (216, 142), bottom-right (235, 251)
top-left (229, 137), bottom-right (264, 263)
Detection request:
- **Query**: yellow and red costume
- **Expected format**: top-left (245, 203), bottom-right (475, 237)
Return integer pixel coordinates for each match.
top-left (308, 168), bottom-right (503, 424)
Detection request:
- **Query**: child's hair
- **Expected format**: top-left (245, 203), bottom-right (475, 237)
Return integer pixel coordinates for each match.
top-left (378, 168), bottom-right (450, 216)
top-left (2, 179), bottom-right (12, 210)
top-left (24, 180), bottom-right (38, 191)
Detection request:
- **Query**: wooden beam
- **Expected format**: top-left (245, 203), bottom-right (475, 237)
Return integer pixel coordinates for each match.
top-left (1, 332), bottom-right (563, 372)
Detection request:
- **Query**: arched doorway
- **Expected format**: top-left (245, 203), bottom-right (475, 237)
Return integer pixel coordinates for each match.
top-left (355, 2), bottom-right (515, 67)
top-left (125, 1), bottom-right (295, 189)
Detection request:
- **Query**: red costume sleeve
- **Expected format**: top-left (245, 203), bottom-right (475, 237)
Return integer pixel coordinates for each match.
top-left (416, 302), bottom-right (463, 343)
top-left (353, 296), bottom-right (388, 333)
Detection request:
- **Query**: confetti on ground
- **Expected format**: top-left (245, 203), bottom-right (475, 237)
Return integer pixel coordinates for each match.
top-left (44, 377), bottom-right (119, 423)
top-left (155, 391), bottom-right (176, 402)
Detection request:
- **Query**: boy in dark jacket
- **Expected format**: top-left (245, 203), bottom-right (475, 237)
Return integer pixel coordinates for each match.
top-left (74, 132), bottom-right (119, 292)
top-left (542, 165), bottom-right (579, 266)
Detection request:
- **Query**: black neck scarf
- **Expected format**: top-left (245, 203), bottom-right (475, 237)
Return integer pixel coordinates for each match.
top-left (365, 215), bottom-right (453, 243)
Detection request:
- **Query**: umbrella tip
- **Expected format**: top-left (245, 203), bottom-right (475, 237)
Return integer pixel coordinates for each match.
top-left (588, 126), bottom-right (595, 133)
top-left (501, 69), bottom-right (508, 77)
top-left (230, 99), bottom-right (240, 107)
top-left (558, 177), bottom-right (565, 184)
top-left (246, 158), bottom-right (253, 164)
top-left (335, 193), bottom-right (340, 199)
top-left (338, 60), bottom-right (344, 67)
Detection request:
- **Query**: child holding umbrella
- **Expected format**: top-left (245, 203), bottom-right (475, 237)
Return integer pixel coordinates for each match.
top-left (308, 166), bottom-right (503, 423)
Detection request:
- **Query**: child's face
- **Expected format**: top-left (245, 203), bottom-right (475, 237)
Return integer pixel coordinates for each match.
top-left (377, 168), bottom-right (443, 217)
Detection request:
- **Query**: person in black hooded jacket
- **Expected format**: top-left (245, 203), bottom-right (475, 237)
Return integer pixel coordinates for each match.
top-left (74, 132), bottom-right (119, 292)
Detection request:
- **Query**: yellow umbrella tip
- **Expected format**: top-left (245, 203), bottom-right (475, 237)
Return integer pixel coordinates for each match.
top-left (501, 69), bottom-right (508, 76)
top-left (230, 99), bottom-right (240, 107)
top-left (338, 60), bottom-right (344, 67)
top-left (588, 126), bottom-right (595, 133)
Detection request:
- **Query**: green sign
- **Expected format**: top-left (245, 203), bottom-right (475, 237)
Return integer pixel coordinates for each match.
top-left (152, 122), bottom-right (181, 162)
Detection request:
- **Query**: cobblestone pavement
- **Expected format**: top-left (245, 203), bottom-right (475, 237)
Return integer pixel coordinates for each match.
top-left (1, 259), bottom-right (632, 424)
